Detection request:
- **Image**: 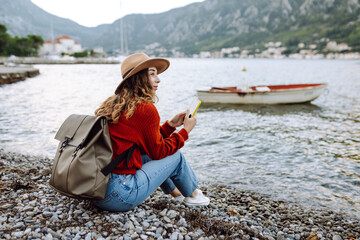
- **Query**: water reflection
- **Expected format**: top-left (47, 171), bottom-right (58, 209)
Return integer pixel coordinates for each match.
top-left (199, 102), bottom-right (323, 116)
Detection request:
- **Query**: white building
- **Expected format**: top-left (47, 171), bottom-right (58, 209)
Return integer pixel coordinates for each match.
top-left (199, 51), bottom-right (211, 58)
top-left (39, 35), bottom-right (82, 56)
top-left (325, 41), bottom-right (350, 52)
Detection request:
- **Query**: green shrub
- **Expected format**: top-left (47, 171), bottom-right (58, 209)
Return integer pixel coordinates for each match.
top-left (0, 24), bottom-right (43, 56)
top-left (73, 50), bottom-right (88, 58)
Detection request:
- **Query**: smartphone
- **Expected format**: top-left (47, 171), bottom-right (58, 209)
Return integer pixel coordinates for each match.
top-left (188, 97), bottom-right (201, 118)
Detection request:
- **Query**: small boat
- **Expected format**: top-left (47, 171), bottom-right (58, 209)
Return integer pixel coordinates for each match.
top-left (197, 83), bottom-right (328, 104)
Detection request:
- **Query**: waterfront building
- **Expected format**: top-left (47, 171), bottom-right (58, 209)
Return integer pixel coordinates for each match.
top-left (39, 35), bottom-right (82, 56)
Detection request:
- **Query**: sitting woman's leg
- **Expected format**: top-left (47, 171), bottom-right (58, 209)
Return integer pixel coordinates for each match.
top-left (92, 151), bottom-right (204, 212)
top-left (142, 154), bottom-right (183, 198)
top-left (134, 151), bottom-right (199, 205)
top-left (138, 151), bottom-right (209, 206)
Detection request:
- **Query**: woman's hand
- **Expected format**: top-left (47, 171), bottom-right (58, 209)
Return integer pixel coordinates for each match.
top-left (183, 109), bottom-right (197, 134)
top-left (168, 111), bottom-right (187, 128)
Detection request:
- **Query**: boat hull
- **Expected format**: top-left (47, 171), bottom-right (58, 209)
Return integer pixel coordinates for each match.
top-left (197, 84), bottom-right (327, 104)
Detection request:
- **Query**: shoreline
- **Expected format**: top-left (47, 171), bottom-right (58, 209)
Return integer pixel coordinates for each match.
top-left (0, 149), bottom-right (359, 240)
top-left (0, 56), bottom-right (359, 67)
top-left (0, 66), bottom-right (40, 85)
top-left (0, 57), bottom-right (120, 65)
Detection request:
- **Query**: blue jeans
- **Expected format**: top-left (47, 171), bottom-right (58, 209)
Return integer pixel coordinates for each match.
top-left (91, 151), bottom-right (199, 212)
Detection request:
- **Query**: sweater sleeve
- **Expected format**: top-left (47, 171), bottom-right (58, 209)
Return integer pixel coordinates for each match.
top-left (139, 104), bottom-right (188, 160)
top-left (160, 121), bottom-right (176, 138)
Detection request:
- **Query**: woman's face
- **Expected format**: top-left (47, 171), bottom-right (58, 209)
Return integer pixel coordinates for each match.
top-left (148, 67), bottom-right (160, 91)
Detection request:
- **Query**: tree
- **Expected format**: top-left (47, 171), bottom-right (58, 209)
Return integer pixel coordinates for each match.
top-left (0, 24), bottom-right (12, 56)
top-left (0, 24), bottom-right (44, 56)
top-left (28, 35), bottom-right (44, 50)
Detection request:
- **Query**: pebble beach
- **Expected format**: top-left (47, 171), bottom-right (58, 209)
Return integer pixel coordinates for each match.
top-left (0, 149), bottom-right (359, 240)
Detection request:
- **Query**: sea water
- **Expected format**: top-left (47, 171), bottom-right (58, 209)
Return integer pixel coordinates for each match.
top-left (0, 58), bottom-right (359, 217)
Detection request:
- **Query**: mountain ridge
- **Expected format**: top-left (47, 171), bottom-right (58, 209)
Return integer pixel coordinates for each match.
top-left (1, 0), bottom-right (359, 56)
top-left (0, 0), bottom-right (108, 48)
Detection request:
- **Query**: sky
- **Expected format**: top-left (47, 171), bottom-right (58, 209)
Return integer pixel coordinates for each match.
top-left (31, 0), bottom-right (204, 27)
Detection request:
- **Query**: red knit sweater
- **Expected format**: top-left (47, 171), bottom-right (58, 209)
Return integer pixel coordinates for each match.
top-left (109, 101), bottom-right (189, 175)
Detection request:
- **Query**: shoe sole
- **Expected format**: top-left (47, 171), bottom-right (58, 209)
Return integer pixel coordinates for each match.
top-left (183, 200), bottom-right (210, 206)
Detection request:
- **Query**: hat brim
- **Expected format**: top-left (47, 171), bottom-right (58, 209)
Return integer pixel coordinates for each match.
top-left (115, 58), bottom-right (170, 94)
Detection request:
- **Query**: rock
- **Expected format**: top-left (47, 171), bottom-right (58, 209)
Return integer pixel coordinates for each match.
top-left (42, 211), bottom-right (53, 217)
top-left (128, 221), bottom-right (135, 230)
top-left (142, 221), bottom-right (150, 229)
top-left (249, 206), bottom-right (257, 211)
top-left (170, 232), bottom-right (179, 240)
top-left (137, 211), bottom-right (146, 218)
top-left (276, 231), bottom-right (285, 240)
top-left (0, 204), bottom-right (14, 210)
top-left (85, 233), bottom-right (92, 240)
top-left (167, 210), bottom-right (178, 219)
top-left (177, 218), bottom-right (187, 227)
top-left (14, 222), bottom-right (25, 229)
top-left (111, 214), bottom-right (122, 221)
top-left (48, 229), bottom-right (61, 238)
top-left (306, 233), bottom-right (320, 240)
top-left (163, 216), bottom-right (172, 223)
top-left (332, 235), bottom-right (342, 240)
top-left (160, 209), bottom-right (167, 217)
top-left (85, 221), bottom-right (94, 228)
top-left (12, 232), bottom-right (24, 238)
top-left (50, 214), bottom-right (59, 221)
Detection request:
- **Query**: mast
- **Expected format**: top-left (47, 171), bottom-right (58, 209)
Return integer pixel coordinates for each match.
top-left (120, 0), bottom-right (124, 54)
top-left (124, 22), bottom-right (128, 54)
top-left (50, 18), bottom-right (55, 53)
top-left (119, 0), bottom-right (128, 55)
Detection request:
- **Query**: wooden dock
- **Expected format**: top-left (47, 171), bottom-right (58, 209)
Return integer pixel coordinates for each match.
top-left (0, 66), bottom-right (40, 84)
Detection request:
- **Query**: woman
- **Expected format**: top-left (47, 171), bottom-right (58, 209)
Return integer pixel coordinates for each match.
top-left (92, 53), bottom-right (210, 212)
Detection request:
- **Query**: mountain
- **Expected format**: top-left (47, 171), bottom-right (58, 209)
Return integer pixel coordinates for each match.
top-left (1, 0), bottom-right (359, 55)
top-left (104, 0), bottom-right (360, 54)
top-left (0, 0), bottom-right (108, 47)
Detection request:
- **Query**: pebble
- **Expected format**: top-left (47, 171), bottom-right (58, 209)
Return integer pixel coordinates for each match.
top-left (276, 231), bottom-right (285, 240)
top-left (177, 218), bottom-right (187, 227)
top-left (332, 235), bottom-right (342, 240)
top-left (0, 149), bottom-right (359, 240)
top-left (167, 209), bottom-right (178, 219)
top-left (160, 209), bottom-right (167, 216)
top-left (163, 216), bottom-right (172, 223)
top-left (170, 232), bottom-right (180, 239)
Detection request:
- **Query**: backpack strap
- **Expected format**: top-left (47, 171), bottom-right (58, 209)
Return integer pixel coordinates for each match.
top-left (101, 144), bottom-right (137, 176)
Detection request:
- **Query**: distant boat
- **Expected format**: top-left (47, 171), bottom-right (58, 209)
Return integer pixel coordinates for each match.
top-left (197, 83), bottom-right (328, 104)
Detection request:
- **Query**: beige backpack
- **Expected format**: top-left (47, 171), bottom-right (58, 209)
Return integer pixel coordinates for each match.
top-left (50, 114), bottom-right (136, 200)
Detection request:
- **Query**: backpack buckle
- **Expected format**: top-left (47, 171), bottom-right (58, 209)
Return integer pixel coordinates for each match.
top-left (72, 144), bottom-right (82, 157)
top-left (60, 138), bottom-right (70, 152)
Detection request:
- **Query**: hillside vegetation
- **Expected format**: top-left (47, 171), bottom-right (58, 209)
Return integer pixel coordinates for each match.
top-left (113, 0), bottom-right (360, 54)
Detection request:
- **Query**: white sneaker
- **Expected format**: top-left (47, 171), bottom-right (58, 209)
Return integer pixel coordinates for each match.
top-left (183, 189), bottom-right (210, 206)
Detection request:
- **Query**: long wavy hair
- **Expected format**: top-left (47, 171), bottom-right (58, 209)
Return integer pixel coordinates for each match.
top-left (95, 69), bottom-right (155, 123)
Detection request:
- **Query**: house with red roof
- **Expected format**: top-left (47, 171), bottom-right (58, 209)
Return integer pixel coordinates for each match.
top-left (39, 35), bottom-right (82, 56)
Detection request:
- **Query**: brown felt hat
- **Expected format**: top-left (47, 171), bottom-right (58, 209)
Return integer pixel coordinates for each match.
top-left (115, 53), bottom-right (170, 94)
